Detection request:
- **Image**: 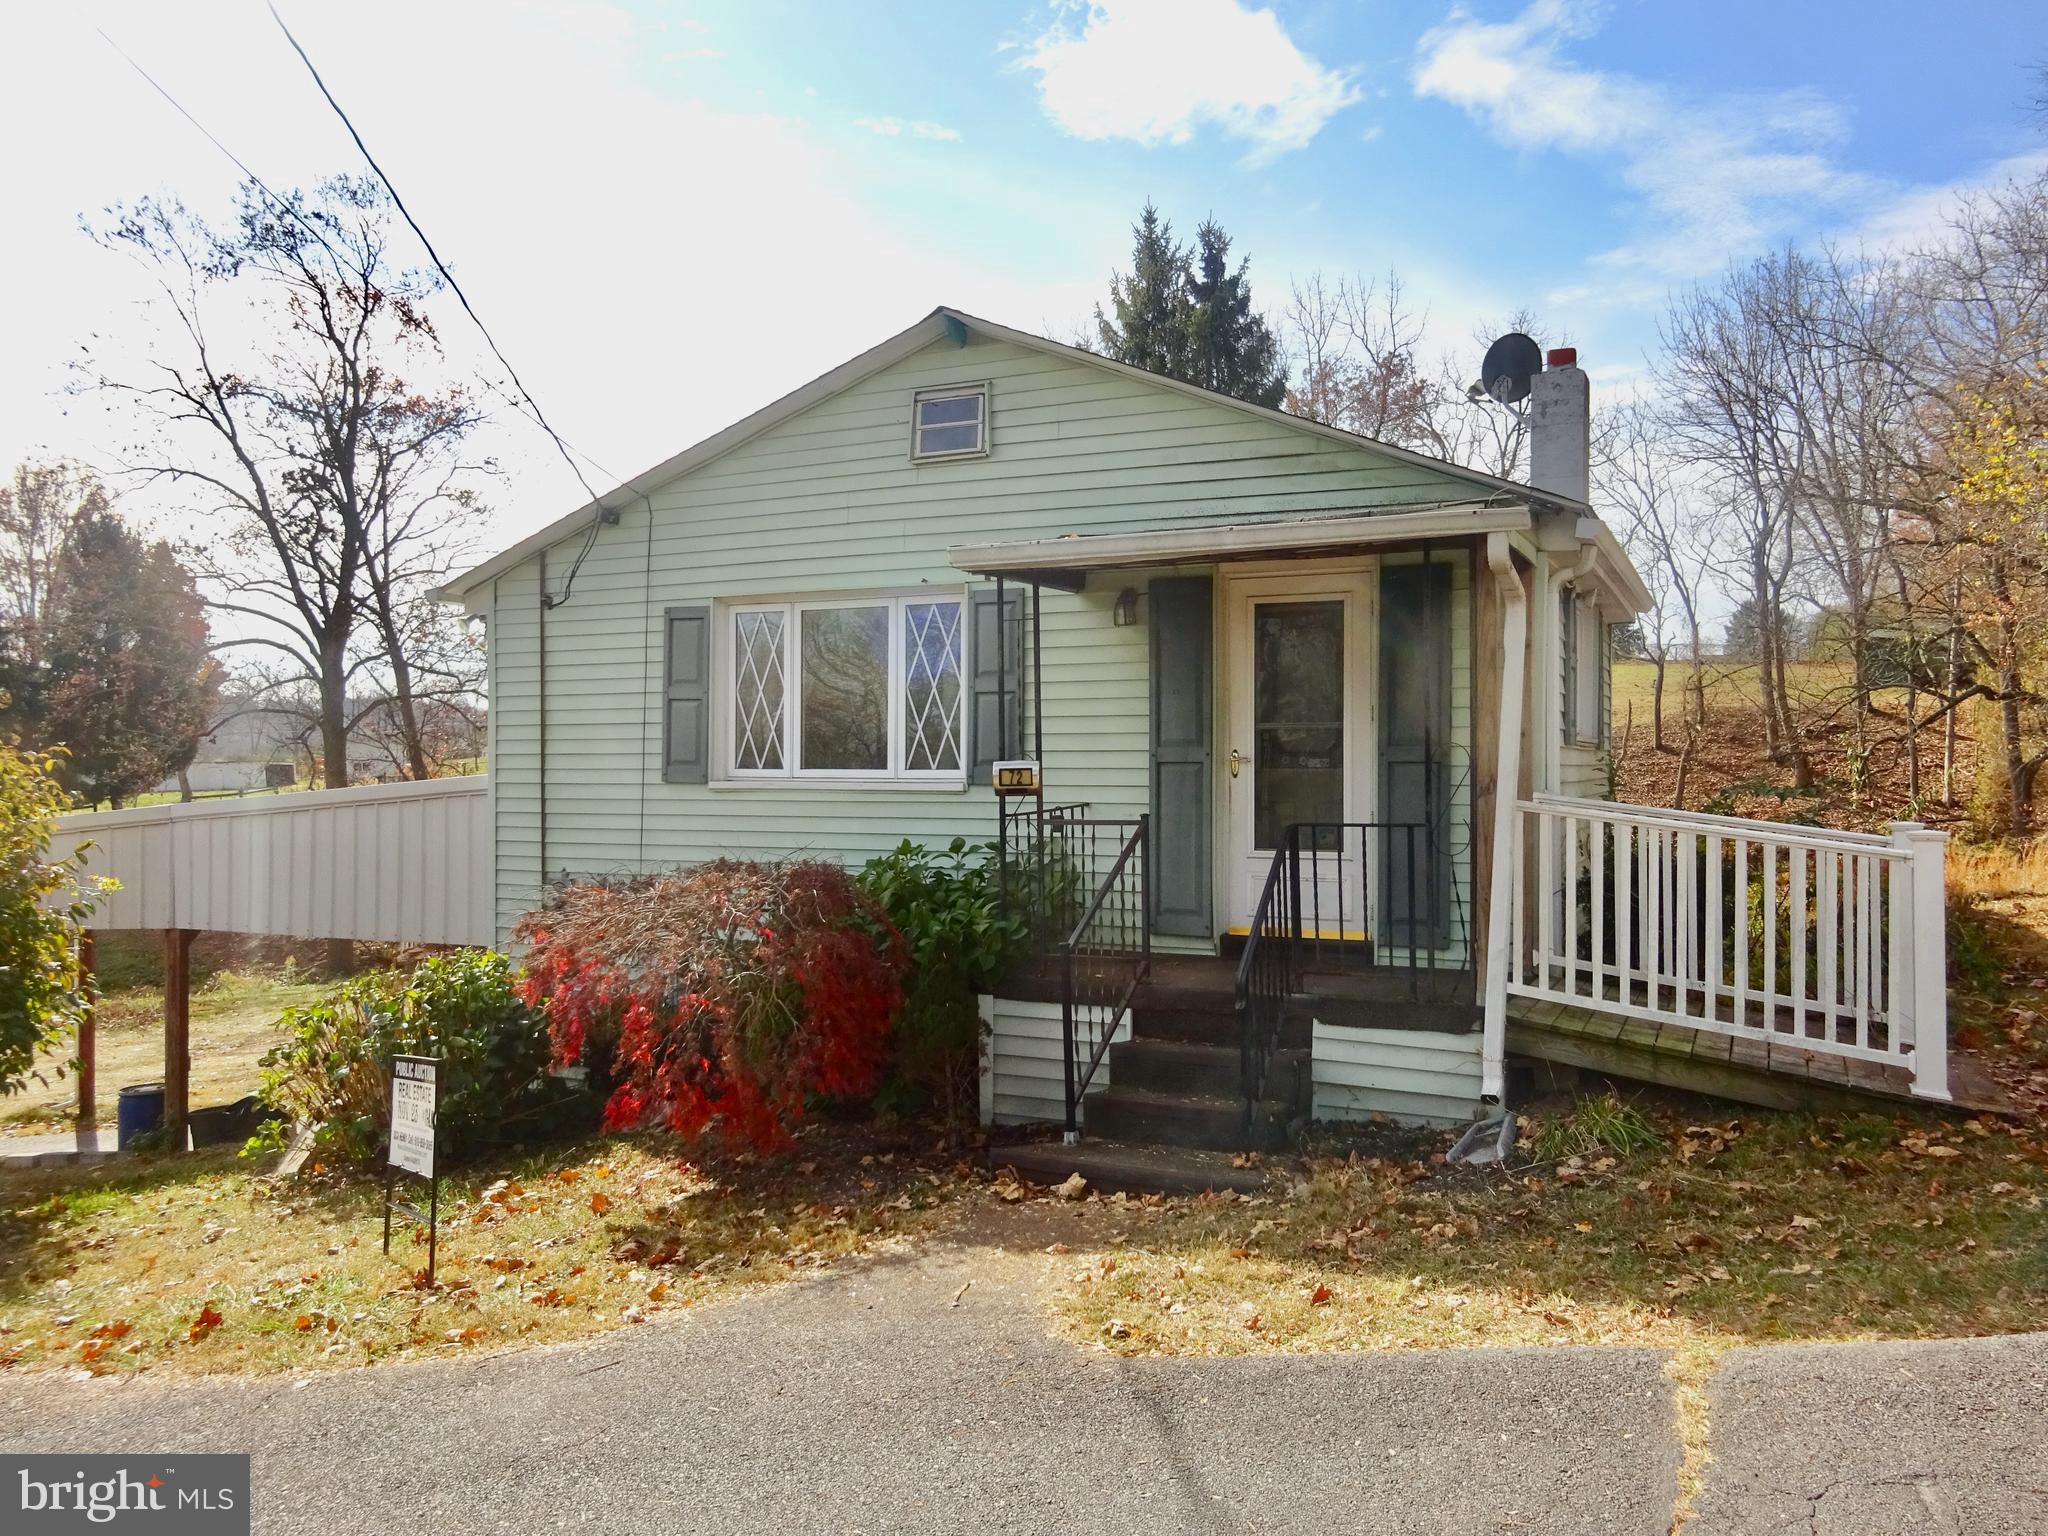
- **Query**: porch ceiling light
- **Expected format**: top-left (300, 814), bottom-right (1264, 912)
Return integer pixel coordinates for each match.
top-left (1112, 586), bottom-right (1140, 627)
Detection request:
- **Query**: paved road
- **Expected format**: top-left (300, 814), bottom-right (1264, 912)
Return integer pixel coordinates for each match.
top-left (1693, 1333), bottom-right (2048, 1535)
top-left (3, 1233), bottom-right (2043, 1534)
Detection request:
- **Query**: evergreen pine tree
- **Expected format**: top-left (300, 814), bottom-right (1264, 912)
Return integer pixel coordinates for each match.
top-left (1186, 219), bottom-right (1288, 409)
top-left (25, 511), bottom-right (216, 806)
top-left (1094, 203), bottom-right (1192, 377)
top-left (1093, 206), bottom-right (1288, 408)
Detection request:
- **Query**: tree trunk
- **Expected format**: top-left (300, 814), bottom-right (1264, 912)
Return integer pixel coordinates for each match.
top-left (372, 586), bottom-right (432, 781)
top-left (1944, 579), bottom-right (1964, 808)
top-left (1650, 652), bottom-right (1667, 753)
top-left (318, 629), bottom-right (355, 975)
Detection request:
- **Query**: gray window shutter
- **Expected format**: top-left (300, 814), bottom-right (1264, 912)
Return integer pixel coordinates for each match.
top-left (663, 604), bottom-right (711, 784)
top-left (968, 586), bottom-right (1021, 785)
top-left (1150, 576), bottom-right (1212, 937)
top-left (1559, 586), bottom-right (1578, 738)
top-left (1379, 561), bottom-right (1453, 949)
top-left (1599, 619), bottom-right (1613, 748)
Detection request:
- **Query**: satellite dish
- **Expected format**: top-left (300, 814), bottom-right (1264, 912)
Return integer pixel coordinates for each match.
top-left (1479, 332), bottom-right (1542, 406)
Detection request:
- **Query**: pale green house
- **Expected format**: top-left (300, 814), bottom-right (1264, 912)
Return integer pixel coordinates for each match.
top-left (442, 308), bottom-right (1955, 1180)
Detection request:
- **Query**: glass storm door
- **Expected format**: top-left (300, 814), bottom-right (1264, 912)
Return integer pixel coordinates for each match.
top-left (1224, 571), bottom-right (1368, 934)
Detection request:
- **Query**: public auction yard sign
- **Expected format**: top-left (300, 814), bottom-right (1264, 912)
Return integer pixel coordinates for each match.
top-left (382, 1054), bottom-right (442, 1282)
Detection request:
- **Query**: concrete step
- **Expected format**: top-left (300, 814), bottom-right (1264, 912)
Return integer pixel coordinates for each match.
top-left (1108, 1039), bottom-right (1307, 1099)
top-left (1132, 1005), bottom-right (1311, 1050)
top-left (1084, 1085), bottom-right (1296, 1153)
top-left (989, 1139), bottom-right (1275, 1197)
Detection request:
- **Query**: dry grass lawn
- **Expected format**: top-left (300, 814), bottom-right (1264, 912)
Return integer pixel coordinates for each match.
top-left (1042, 1104), bottom-right (2047, 1360)
top-left (0, 1128), bottom-right (960, 1377)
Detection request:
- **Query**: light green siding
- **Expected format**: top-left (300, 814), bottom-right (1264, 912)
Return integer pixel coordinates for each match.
top-left (487, 331), bottom-right (1483, 943)
top-left (980, 995), bottom-right (1131, 1127)
top-left (1311, 1021), bottom-right (1483, 1126)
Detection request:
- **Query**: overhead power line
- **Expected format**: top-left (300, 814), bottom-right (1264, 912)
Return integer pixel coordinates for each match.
top-left (97, 28), bottom-right (349, 268)
top-left (266, 2), bottom-right (623, 607)
top-left (101, 11), bottom-right (628, 606)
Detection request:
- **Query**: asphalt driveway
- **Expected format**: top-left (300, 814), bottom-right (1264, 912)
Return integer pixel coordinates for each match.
top-left (3, 1231), bottom-right (2043, 1534)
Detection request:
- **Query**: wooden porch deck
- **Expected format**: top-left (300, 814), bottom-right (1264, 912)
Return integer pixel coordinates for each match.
top-left (1506, 995), bottom-right (2012, 1117)
top-left (1000, 953), bottom-right (1479, 1031)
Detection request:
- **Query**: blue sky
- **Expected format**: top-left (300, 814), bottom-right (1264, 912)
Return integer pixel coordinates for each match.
top-left (2, 0), bottom-right (2042, 549)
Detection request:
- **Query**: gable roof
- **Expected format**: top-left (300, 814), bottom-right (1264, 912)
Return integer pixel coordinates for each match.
top-left (438, 305), bottom-right (1593, 600)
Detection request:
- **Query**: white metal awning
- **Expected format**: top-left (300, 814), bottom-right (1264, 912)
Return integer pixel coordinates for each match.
top-left (948, 502), bottom-right (1533, 581)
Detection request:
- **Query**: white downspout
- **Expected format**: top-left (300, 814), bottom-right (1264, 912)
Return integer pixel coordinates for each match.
top-left (1481, 532), bottom-right (1527, 1103)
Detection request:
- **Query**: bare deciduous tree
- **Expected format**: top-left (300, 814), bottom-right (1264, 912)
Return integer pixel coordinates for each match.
top-left (82, 176), bottom-right (492, 790)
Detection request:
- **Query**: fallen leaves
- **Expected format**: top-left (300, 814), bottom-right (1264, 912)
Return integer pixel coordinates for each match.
top-left (187, 1304), bottom-right (223, 1342)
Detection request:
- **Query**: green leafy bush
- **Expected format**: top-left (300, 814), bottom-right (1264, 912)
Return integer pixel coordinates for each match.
top-left (0, 745), bottom-right (102, 1095)
top-left (253, 949), bottom-right (584, 1164)
top-left (858, 838), bottom-right (1026, 1134)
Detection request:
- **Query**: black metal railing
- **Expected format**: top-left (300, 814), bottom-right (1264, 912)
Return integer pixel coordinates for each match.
top-left (1234, 829), bottom-right (1301, 1135)
top-left (1058, 815), bottom-right (1150, 1136)
top-left (1234, 819), bottom-right (1471, 1135)
top-left (998, 800), bottom-right (1095, 948)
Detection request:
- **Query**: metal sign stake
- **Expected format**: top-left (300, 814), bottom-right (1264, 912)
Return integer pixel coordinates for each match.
top-left (382, 1054), bottom-right (441, 1285)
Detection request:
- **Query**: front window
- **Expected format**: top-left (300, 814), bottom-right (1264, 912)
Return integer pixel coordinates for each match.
top-left (799, 604), bottom-right (890, 773)
top-left (726, 594), bottom-right (965, 781)
top-left (912, 386), bottom-right (986, 459)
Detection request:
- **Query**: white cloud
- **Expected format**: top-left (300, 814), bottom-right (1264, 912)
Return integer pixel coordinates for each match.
top-left (662, 46), bottom-right (724, 61)
top-left (1414, 0), bottom-right (1874, 288)
top-left (1021, 0), bottom-right (1359, 164)
top-left (1846, 149), bottom-right (2048, 254)
top-left (854, 116), bottom-right (963, 142)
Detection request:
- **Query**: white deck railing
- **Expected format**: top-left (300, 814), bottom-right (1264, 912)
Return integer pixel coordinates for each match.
top-left (1508, 793), bottom-right (1949, 1099)
top-left (54, 776), bottom-right (492, 948)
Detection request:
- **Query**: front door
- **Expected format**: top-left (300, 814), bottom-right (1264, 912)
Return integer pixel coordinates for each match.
top-left (1222, 566), bottom-right (1371, 934)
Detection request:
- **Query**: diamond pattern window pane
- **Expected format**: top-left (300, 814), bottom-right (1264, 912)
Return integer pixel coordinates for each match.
top-left (902, 600), bottom-right (964, 773)
top-left (732, 610), bottom-right (786, 771)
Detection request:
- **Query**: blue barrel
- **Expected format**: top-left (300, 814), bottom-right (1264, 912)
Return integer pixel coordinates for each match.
top-left (117, 1083), bottom-right (164, 1150)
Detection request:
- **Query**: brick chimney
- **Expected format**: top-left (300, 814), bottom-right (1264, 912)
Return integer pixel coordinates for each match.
top-left (1527, 347), bottom-right (1589, 503)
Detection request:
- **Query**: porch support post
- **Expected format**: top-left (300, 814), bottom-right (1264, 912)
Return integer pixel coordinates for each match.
top-left (1480, 534), bottom-right (1528, 1102)
top-left (76, 929), bottom-right (97, 1130)
top-left (164, 927), bottom-right (197, 1151)
top-left (1894, 822), bottom-right (1951, 1100)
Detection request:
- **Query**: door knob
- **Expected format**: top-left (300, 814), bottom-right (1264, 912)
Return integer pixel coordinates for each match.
top-left (1229, 748), bottom-right (1245, 778)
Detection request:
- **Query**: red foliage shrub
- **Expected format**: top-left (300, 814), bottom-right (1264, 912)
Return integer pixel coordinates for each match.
top-left (514, 860), bottom-right (905, 1151)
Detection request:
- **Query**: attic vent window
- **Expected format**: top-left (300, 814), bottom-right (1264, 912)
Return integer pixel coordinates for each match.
top-left (912, 385), bottom-right (987, 460)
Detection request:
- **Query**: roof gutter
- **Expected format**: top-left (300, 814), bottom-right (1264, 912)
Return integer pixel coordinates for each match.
top-left (950, 503), bottom-right (1533, 577)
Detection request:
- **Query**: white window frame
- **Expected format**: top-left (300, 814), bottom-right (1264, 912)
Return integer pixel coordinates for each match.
top-left (910, 384), bottom-right (989, 462)
top-left (1562, 586), bottom-right (1605, 748)
top-left (718, 590), bottom-right (968, 786)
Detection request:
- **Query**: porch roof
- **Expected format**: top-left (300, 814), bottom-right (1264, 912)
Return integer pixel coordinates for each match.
top-left (947, 502), bottom-right (1533, 582)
